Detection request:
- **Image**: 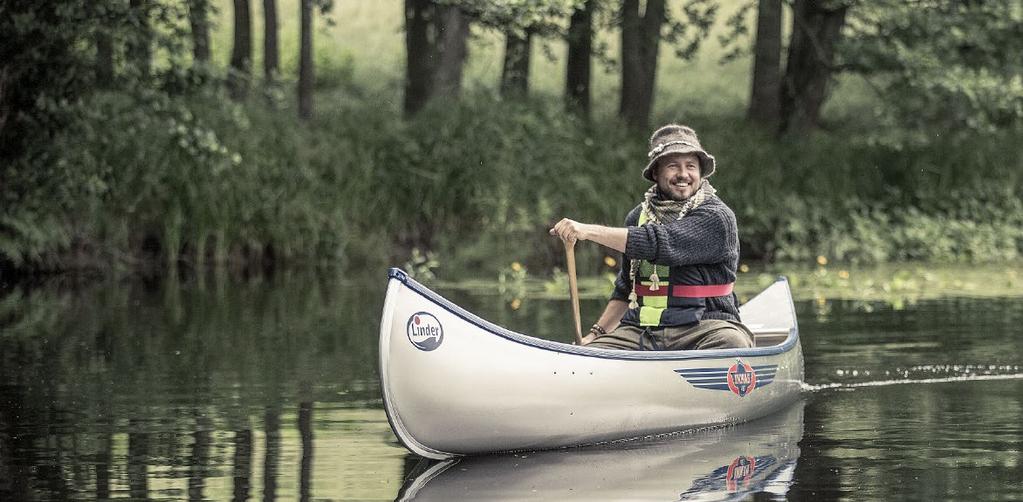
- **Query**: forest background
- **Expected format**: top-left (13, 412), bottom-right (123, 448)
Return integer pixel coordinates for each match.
top-left (2, 0), bottom-right (1022, 280)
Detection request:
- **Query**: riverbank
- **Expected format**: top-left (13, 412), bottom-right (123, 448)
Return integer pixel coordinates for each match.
top-left (3, 87), bottom-right (1022, 278)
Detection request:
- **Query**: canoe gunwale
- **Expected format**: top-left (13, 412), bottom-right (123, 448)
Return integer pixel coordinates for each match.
top-left (385, 267), bottom-right (799, 362)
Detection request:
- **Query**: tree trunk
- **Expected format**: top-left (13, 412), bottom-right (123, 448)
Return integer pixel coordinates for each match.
top-left (747, 0), bottom-right (782, 128)
top-left (779, 0), bottom-right (848, 135)
top-left (433, 5), bottom-right (470, 99)
top-left (500, 29), bottom-right (532, 98)
top-left (565, 0), bottom-right (594, 118)
top-left (620, 0), bottom-right (666, 130)
top-left (229, 0), bottom-right (252, 100)
top-left (263, 0), bottom-right (279, 82)
top-left (404, 0), bottom-right (434, 116)
top-left (96, 31), bottom-right (114, 86)
top-left (298, 0), bottom-right (314, 120)
top-left (188, 0), bottom-right (211, 64)
top-left (403, 0), bottom-right (470, 116)
top-left (127, 0), bottom-right (152, 79)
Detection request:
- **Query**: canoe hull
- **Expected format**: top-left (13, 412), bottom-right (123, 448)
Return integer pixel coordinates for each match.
top-left (380, 268), bottom-right (803, 459)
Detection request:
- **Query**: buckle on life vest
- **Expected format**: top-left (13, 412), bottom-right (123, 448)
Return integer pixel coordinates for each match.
top-left (635, 282), bottom-right (734, 298)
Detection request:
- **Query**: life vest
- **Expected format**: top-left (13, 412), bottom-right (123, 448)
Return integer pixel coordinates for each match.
top-left (623, 210), bottom-right (735, 327)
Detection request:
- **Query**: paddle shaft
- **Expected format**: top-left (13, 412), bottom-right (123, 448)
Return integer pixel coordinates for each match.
top-left (563, 238), bottom-right (583, 345)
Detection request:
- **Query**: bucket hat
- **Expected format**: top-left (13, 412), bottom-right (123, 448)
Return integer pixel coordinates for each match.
top-left (642, 124), bottom-right (716, 181)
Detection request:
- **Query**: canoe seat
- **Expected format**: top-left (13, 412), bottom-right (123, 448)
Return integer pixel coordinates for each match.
top-left (753, 329), bottom-right (789, 347)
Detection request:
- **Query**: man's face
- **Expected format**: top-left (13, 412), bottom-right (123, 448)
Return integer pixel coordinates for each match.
top-left (654, 152), bottom-right (702, 201)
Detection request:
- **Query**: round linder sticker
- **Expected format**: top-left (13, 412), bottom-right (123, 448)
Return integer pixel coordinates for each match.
top-left (406, 312), bottom-right (444, 351)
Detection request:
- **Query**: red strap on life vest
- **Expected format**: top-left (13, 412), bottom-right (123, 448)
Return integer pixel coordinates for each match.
top-left (635, 282), bottom-right (734, 298)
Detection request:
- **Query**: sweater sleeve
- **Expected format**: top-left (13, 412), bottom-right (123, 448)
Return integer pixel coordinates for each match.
top-left (624, 201), bottom-right (738, 267)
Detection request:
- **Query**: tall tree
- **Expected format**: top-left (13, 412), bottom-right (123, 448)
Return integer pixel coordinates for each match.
top-left (188, 0), bottom-right (212, 64)
top-left (500, 29), bottom-right (532, 98)
top-left (404, 0), bottom-right (435, 116)
top-left (779, 0), bottom-right (848, 134)
top-left (403, 0), bottom-right (471, 116)
top-left (298, 0), bottom-right (314, 119)
top-left (434, 5), bottom-right (470, 99)
top-left (127, 0), bottom-right (152, 78)
top-left (263, 0), bottom-right (279, 82)
top-left (229, 0), bottom-right (252, 99)
top-left (565, 0), bottom-right (595, 118)
top-left (619, 0), bottom-right (666, 130)
top-left (747, 0), bottom-right (782, 128)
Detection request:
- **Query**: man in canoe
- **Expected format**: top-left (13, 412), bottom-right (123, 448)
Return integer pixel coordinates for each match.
top-left (549, 124), bottom-right (753, 350)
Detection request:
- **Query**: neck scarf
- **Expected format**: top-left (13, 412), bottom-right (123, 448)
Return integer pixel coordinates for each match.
top-left (628, 180), bottom-right (717, 308)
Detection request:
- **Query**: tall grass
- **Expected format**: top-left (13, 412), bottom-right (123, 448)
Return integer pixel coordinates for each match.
top-left (5, 83), bottom-right (1021, 275)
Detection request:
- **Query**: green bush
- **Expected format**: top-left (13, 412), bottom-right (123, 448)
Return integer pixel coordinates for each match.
top-left (4, 88), bottom-right (1022, 275)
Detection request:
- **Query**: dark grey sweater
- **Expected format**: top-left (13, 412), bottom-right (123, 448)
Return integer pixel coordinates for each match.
top-left (611, 195), bottom-right (741, 322)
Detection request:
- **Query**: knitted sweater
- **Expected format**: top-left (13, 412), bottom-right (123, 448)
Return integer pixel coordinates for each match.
top-left (610, 195), bottom-right (741, 323)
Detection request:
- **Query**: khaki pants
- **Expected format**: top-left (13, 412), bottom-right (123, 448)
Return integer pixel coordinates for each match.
top-left (587, 319), bottom-right (754, 351)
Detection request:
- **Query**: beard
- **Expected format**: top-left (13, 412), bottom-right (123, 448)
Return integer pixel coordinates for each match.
top-left (656, 178), bottom-right (691, 202)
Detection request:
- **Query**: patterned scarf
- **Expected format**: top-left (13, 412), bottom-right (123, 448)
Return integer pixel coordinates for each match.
top-left (627, 180), bottom-right (717, 308)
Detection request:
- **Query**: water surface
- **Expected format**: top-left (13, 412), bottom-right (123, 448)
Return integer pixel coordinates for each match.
top-left (1, 271), bottom-right (1021, 500)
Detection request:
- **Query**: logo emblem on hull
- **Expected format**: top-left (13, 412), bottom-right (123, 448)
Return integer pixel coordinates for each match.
top-left (673, 361), bottom-right (777, 397)
top-left (406, 312), bottom-right (444, 351)
top-left (726, 361), bottom-right (758, 397)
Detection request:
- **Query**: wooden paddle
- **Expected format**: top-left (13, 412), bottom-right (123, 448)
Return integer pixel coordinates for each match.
top-left (562, 237), bottom-right (584, 345)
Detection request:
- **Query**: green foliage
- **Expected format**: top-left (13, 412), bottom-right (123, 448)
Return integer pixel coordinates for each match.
top-left (716, 0), bottom-right (755, 64)
top-left (712, 119), bottom-right (1023, 265)
top-left (457, 0), bottom-right (585, 35)
top-left (664, 0), bottom-right (721, 60)
top-left (2, 88), bottom-right (347, 271)
top-left (843, 0), bottom-right (1023, 137)
top-left (5, 86), bottom-right (1023, 273)
top-left (404, 248), bottom-right (440, 282)
top-left (0, 0), bottom-right (100, 160)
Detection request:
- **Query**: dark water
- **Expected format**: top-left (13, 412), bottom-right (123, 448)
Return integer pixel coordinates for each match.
top-left (1, 272), bottom-right (1021, 501)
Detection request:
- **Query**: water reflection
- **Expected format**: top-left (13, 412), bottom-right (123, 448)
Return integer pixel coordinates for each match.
top-left (0, 272), bottom-right (393, 501)
top-left (262, 406), bottom-right (280, 502)
top-left (397, 402), bottom-right (804, 501)
top-left (2, 272), bottom-right (1021, 500)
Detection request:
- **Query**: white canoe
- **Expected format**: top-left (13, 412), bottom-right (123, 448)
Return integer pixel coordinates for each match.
top-left (379, 268), bottom-right (803, 459)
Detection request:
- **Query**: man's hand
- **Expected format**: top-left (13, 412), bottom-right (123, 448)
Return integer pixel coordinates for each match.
top-left (549, 218), bottom-right (590, 244)
top-left (577, 332), bottom-right (598, 346)
top-left (549, 218), bottom-right (628, 253)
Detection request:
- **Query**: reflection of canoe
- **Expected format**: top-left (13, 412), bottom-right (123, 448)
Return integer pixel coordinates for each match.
top-left (397, 401), bottom-right (805, 501)
top-left (379, 268), bottom-right (803, 459)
